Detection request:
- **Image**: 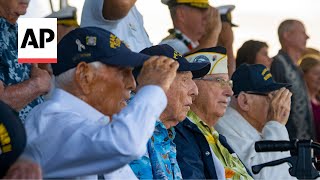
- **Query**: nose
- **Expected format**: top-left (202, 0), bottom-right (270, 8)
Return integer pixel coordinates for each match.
top-left (224, 84), bottom-right (234, 97)
top-left (126, 72), bottom-right (137, 91)
top-left (189, 80), bottom-right (199, 99)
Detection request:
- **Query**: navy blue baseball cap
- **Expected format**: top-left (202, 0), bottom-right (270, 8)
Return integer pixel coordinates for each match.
top-left (52, 27), bottom-right (150, 76)
top-left (232, 64), bottom-right (291, 96)
top-left (0, 101), bottom-right (26, 178)
top-left (136, 44), bottom-right (210, 78)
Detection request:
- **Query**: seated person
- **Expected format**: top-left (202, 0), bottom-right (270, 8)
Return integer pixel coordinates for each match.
top-left (130, 44), bottom-right (211, 179)
top-left (5, 27), bottom-right (180, 179)
top-left (215, 64), bottom-right (295, 179)
top-left (174, 47), bottom-right (253, 179)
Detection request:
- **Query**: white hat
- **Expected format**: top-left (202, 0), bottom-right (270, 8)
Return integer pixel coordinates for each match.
top-left (185, 46), bottom-right (228, 74)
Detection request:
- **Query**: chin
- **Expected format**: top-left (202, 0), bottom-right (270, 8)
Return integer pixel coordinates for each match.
top-left (177, 114), bottom-right (187, 122)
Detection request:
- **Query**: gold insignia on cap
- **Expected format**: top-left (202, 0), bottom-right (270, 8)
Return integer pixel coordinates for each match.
top-left (173, 50), bottom-right (182, 60)
top-left (0, 123), bottom-right (12, 153)
top-left (86, 36), bottom-right (97, 46)
top-left (261, 68), bottom-right (272, 81)
top-left (110, 34), bottom-right (121, 49)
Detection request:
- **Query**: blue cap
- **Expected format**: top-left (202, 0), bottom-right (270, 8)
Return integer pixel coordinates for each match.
top-left (232, 64), bottom-right (291, 96)
top-left (0, 101), bottom-right (26, 178)
top-left (52, 27), bottom-right (150, 76)
top-left (137, 44), bottom-right (210, 78)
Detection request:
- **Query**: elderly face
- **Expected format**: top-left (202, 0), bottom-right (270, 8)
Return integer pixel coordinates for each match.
top-left (238, 91), bottom-right (272, 130)
top-left (194, 73), bottom-right (233, 118)
top-left (0, 0), bottom-right (30, 21)
top-left (88, 64), bottom-right (136, 117)
top-left (162, 71), bottom-right (198, 127)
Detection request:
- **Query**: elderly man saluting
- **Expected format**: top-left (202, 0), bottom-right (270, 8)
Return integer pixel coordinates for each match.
top-left (216, 64), bottom-right (295, 179)
top-left (129, 44), bottom-right (211, 179)
top-left (5, 27), bottom-right (180, 179)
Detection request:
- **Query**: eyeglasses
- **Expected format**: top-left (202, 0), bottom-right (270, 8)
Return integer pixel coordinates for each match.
top-left (195, 77), bottom-right (233, 88)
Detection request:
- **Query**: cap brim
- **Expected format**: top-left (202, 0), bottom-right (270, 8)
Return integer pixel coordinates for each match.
top-left (261, 82), bottom-right (291, 93)
top-left (179, 62), bottom-right (211, 78)
top-left (101, 51), bottom-right (150, 68)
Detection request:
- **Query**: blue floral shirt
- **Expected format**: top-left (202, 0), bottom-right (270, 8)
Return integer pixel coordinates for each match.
top-left (130, 120), bottom-right (182, 179)
top-left (0, 17), bottom-right (44, 122)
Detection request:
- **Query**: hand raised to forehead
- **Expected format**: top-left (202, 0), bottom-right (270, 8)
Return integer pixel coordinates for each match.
top-left (268, 88), bottom-right (292, 125)
top-left (199, 6), bottom-right (222, 47)
top-left (137, 56), bottom-right (179, 93)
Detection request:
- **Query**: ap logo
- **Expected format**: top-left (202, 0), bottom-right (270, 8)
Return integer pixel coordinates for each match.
top-left (18, 18), bottom-right (57, 63)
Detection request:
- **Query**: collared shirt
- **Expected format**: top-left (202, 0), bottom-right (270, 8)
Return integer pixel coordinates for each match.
top-left (0, 17), bottom-right (44, 122)
top-left (130, 120), bottom-right (182, 180)
top-left (160, 28), bottom-right (199, 55)
top-left (81, 0), bottom-right (152, 52)
top-left (188, 111), bottom-right (253, 180)
top-left (22, 85), bottom-right (167, 179)
top-left (216, 107), bottom-right (295, 180)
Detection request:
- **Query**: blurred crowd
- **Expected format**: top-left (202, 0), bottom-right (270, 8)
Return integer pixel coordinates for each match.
top-left (0, 0), bottom-right (319, 179)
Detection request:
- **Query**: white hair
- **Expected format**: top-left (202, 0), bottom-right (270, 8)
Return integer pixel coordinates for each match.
top-left (55, 61), bottom-right (104, 89)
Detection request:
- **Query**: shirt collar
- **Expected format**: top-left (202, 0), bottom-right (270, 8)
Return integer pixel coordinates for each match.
top-left (0, 17), bottom-right (18, 31)
top-left (223, 107), bottom-right (261, 141)
top-left (51, 88), bottom-right (109, 123)
top-left (155, 120), bottom-right (176, 140)
top-left (174, 28), bottom-right (199, 49)
top-left (187, 110), bottom-right (217, 134)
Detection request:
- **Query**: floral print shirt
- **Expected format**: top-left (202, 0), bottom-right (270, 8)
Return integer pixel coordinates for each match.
top-left (130, 120), bottom-right (182, 179)
top-left (0, 17), bottom-right (44, 122)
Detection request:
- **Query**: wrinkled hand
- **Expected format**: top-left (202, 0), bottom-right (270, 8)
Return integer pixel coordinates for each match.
top-left (4, 158), bottom-right (42, 179)
top-left (199, 6), bottom-right (222, 47)
top-left (37, 63), bottom-right (53, 76)
top-left (30, 64), bottom-right (51, 95)
top-left (137, 56), bottom-right (179, 93)
top-left (268, 88), bottom-right (292, 125)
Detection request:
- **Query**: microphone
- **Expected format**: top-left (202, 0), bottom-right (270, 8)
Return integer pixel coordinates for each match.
top-left (255, 140), bottom-right (297, 152)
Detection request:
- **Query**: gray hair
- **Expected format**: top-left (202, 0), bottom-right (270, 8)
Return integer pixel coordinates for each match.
top-left (278, 19), bottom-right (300, 42)
top-left (55, 61), bottom-right (104, 89)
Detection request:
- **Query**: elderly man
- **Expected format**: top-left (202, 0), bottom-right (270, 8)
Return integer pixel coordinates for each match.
top-left (130, 44), bottom-right (210, 179)
top-left (5, 27), bottom-right (180, 179)
top-left (0, 0), bottom-right (51, 122)
top-left (271, 19), bottom-right (315, 140)
top-left (174, 47), bottom-right (253, 179)
top-left (160, 0), bottom-right (221, 55)
top-left (215, 64), bottom-right (295, 179)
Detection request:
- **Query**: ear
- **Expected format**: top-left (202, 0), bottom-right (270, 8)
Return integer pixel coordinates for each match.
top-left (75, 62), bottom-right (95, 95)
top-left (237, 93), bottom-right (250, 112)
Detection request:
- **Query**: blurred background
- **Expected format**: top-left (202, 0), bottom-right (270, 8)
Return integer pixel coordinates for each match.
top-left (22, 0), bottom-right (319, 56)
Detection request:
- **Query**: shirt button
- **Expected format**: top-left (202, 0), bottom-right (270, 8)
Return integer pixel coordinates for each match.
top-left (205, 151), bottom-right (210, 156)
